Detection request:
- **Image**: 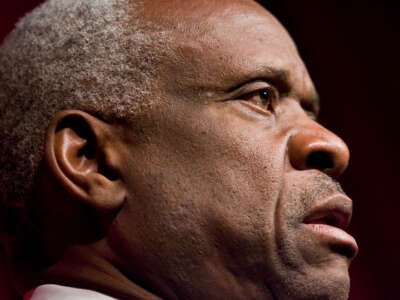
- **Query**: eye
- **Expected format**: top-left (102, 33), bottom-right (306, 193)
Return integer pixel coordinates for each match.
top-left (301, 101), bottom-right (319, 121)
top-left (305, 110), bottom-right (317, 121)
top-left (241, 87), bottom-right (278, 112)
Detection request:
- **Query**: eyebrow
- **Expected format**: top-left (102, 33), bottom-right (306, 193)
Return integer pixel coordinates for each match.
top-left (250, 66), bottom-right (291, 92)
top-left (227, 66), bottom-right (291, 94)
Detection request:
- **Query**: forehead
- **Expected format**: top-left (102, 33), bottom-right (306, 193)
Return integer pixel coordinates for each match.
top-left (142, 0), bottom-right (313, 99)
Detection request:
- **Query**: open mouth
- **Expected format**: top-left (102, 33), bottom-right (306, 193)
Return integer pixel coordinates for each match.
top-left (304, 209), bottom-right (349, 230)
top-left (303, 195), bottom-right (358, 259)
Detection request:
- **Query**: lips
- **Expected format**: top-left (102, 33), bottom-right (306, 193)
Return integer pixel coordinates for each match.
top-left (303, 194), bottom-right (358, 259)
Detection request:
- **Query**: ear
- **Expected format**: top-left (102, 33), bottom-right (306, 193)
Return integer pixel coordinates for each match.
top-left (44, 110), bottom-right (126, 212)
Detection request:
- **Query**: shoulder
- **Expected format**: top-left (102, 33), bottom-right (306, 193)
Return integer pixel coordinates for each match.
top-left (24, 284), bottom-right (119, 300)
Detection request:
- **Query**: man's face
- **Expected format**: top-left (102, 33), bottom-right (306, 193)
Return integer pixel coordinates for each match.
top-left (109, 1), bottom-right (358, 299)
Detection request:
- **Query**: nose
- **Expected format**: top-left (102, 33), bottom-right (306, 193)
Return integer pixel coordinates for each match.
top-left (288, 122), bottom-right (350, 179)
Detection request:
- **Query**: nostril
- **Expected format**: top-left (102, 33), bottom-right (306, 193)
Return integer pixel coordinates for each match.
top-left (306, 151), bottom-right (334, 170)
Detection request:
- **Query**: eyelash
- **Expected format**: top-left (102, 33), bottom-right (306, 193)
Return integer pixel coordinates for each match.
top-left (302, 103), bottom-right (318, 120)
top-left (241, 87), bottom-right (279, 112)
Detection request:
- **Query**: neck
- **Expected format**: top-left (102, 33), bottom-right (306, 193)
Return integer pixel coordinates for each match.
top-left (38, 245), bottom-right (163, 300)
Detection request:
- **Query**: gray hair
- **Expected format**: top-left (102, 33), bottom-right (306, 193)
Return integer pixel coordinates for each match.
top-left (0, 0), bottom-right (169, 245)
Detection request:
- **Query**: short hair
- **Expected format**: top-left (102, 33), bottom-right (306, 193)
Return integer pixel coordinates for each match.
top-left (0, 0), bottom-right (169, 247)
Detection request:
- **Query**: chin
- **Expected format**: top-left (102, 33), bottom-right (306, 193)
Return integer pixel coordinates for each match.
top-left (274, 264), bottom-right (350, 300)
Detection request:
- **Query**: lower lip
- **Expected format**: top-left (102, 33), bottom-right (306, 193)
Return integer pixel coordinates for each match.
top-left (304, 224), bottom-right (358, 252)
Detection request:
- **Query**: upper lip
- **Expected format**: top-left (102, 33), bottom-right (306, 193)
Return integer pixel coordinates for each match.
top-left (303, 194), bottom-right (353, 230)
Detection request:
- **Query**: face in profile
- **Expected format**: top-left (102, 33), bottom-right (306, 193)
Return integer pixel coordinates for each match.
top-left (104, 1), bottom-right (358, 299)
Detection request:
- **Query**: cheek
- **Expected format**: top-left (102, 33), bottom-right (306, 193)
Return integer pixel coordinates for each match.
top-left (111, 101), bottom-right (287, 289)
top-left (198, 145), bottom-right (283, 278)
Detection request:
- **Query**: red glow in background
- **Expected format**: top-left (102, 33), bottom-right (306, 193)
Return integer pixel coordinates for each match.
top-left (1, 1), bottom-right (400, 299)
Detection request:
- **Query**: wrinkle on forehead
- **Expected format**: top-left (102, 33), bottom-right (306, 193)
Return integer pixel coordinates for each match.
top-left (136, 0), bottom-right (314, 102)
top-left (140, 0), bottom-right (265, 23)
top-left (139, 0), bottom-right (286, 45)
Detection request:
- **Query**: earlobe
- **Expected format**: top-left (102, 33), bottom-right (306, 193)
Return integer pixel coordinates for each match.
top-left (45, 110), bottom-right (126, 212)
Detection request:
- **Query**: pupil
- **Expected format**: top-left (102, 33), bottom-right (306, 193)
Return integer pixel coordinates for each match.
top-left (260, 90), bottom-right (269, 101)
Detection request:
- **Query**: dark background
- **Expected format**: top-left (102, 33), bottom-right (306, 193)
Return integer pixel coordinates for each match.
top-left (1, 1), bottom-right (399, 299)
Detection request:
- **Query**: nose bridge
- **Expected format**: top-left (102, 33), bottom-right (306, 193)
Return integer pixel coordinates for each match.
top-left (287, 118), bottom-right (350, 179)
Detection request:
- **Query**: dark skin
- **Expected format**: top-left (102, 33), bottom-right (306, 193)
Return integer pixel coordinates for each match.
top-left (26, 0), bottom-right (358, 299)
